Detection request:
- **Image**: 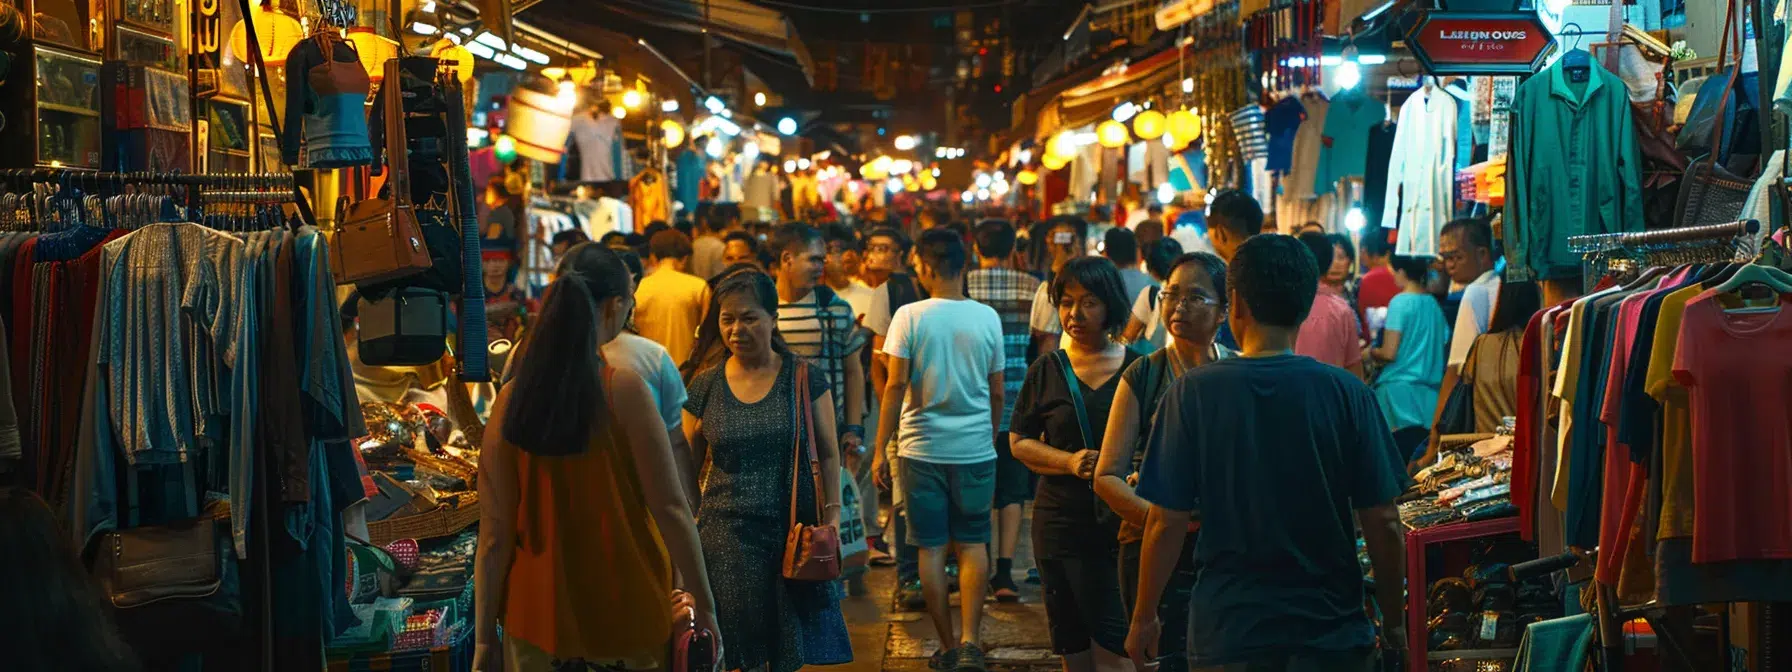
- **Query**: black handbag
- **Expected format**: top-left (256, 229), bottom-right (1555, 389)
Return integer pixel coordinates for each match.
top-left (357, 286), bottom-right (450, 366)
top-left (1674, 0), bottom-right (1758, 228)
top-left (1436, 378), bottom-right (1476, 436)
top-left (88, 502), bottom-right (242, 660)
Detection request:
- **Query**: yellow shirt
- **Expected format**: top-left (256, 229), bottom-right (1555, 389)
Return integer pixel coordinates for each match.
top-left (633, 267), bottom-right (711, 366)
top-left (1645, 284), bottom-right (1705, 540)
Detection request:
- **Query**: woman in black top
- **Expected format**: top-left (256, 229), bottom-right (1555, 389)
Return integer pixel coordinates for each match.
top-left (1011, 257), bottom-right (1141, 672)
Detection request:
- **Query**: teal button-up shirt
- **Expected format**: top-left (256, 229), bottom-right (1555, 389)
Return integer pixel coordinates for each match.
top-left (1506, 58), bottom-right (1645, 281)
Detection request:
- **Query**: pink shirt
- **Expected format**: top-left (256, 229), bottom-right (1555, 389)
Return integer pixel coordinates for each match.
top-left (1296, 287), bottom-right (1364, 371)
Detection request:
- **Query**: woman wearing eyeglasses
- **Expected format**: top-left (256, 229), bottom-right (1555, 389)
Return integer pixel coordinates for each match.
top-left (1092, 252), bottom-right (1232, 672)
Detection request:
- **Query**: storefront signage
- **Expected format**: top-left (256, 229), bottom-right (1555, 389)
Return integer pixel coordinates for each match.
top-left (195, 0), bottom-right (221, 57)
top-left (1405, 11), bottom-right (1556, 75)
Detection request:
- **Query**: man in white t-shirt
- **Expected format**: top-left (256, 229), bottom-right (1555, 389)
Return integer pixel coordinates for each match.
top-left (873, 229), bottom-right (1005, 672)
top-left (1431, 218), bottom-right (1499, 441)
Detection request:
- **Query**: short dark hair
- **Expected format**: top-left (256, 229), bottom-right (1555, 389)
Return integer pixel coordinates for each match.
top-left (673, 219), bottom-right (694, 239)
top-left (1328, 233), bottom-right (1355, 268)
top-left (1169, 252), bottom-right (1228, 303)
top-left (1049, 256), bottom-right (1134, 336)
top-left (822, 223), bottom-right (860, 251)
top-left (1298, 232), bottom-right (1334, 281)
top-left (1209, 190), bottom-right (1264, 240)
top-left (1103, 227), bottom-right (1140, 264)
top-left (642, 220), bottom-right (670, 242)
top-left (650, 229), bottom-right (694, 260)
top-left (599, 231), bottom-right (628, 247)
top-left (1228, 234), bottom-right (1319, 329)
top-left (866, 226), bottom-right (911, 256)
top-left (706, 203), bottom-right (741, 232)
top-left (915, 227), bottom-right (969, 278)
top-left (770, 223), bottom-right (823, 258)
top-left (723, 230), bottom-right (759, 250)
top-left (551, 229), bottom-right (590, 249)
top-left (973, 219), bottom-right (1017, 258)
top-left (1142, 237), bottom-right (1185, 280)
top-left (1388, 255), bottom-right (1433, 284)
top-left (1440, 217), bottom-right (1494, 253)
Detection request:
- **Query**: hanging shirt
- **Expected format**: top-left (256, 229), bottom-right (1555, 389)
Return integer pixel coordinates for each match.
top-left (1263, 96), bottom-right (1307, 174)
top-left (568, 113), bottom-right (628, 182)
top-left (1506, 61), bottom-right (1645, 281)
top-left (1313, 88), bottom-right (1388, 195)
top-left (1382, 86), bottom-right (1457, 257)
top-left (1672, 291), bottom-right (1792, 563)
top-left (1285, 96), bottom-right (1330, 201)
top-left (1361, 122), bottom-right (1398, 231)
top-left (674, 150), bottom-right (707, 217)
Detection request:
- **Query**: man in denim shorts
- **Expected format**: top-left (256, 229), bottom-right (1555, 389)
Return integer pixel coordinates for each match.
top-left (874, 229), bottom-right (1005, 672)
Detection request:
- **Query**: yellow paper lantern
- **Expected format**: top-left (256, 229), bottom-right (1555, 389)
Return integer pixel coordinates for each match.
top-left (1167, 109), bottom-right (1202, 144)
top-left (345, 28), bottom-right (401, 82)
top-left (431, 39), bottom-right (474, 82)
top-left (227, 5), bottom-right (304, 66)
top-left (661, 119), bottom-right (686, 148)
top-left (1041, 152), bottom-right (1069, 170)
top-left (1096, 120), bottom-right (1130, 148)
top-left (1132, 109), bottom-right (1166, 140)
top-left (1045, 131), bottom-right (1077, 161)
top-left (920, 173), bottom-right (938, 190)
top-left (1016, 169), bottom-right (1039, 185)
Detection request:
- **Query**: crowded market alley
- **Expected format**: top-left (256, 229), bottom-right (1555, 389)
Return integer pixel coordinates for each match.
top-left (3, 0), bottom-right (1791, 671)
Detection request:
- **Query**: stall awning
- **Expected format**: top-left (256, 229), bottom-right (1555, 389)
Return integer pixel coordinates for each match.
top-left (592, 0), bottom-right (815, 83)
top-left (1030, 43), bottom-right (1187, 140)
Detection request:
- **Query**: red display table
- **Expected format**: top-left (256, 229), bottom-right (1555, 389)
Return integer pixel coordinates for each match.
top-left (1404, 517), bottom-right (1521, 672)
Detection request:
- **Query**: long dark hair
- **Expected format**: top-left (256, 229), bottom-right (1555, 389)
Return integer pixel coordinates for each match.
top-left (0, 487), bottom-right (139, 671)
top-left (502, 243), bottom-right (632, 455)
top-left (1487, 279), bottom-right (1541, 334)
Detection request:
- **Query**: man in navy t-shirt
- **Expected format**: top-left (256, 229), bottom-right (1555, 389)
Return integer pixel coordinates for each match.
top-left (1127, 234), bottom-right (1411, 671)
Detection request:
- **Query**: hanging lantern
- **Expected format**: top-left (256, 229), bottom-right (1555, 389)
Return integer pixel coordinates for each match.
top-left (345, 27), bottom-right (401, 82)
top-left (1016, 169), bottom-right (1039, 185)
top-left (506, 86), bottom-right (577, 163)
top-left (1096, 120), bottom-right (1130, 148)
top-left (1167, 109), bottom-right (1202, 144)
top-left (1041, 152), bottom-right (1069, 170)
top-left (1045, 131), bottom-right (1077, 161)
top-left (431, 39), bottom-right (474, 82)
top-left (1132, 109), bottom-right (1166, 140)
top-left (661, 119), bottom-right (686, 148)
top-left (226, 4), bottom-right (304, 66)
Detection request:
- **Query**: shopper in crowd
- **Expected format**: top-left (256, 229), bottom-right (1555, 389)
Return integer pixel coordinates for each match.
top-left (1205, 190), bottom-right (1266, 351)
top-left (723, 230), bottom-right (762, 270)
top-left (1295, 232), bottom-right (1365, 377)
top-left (1368, 254), bottom-right (1449, 466)
top-left (1356, 231), bottom-right (1399, 340)
top-left (770, 224), bottom-right (868, 476)
top-left (1429, 218), bottom-right (1501, 445)
top-left (683, 271), bottom-right (850, 672)
top-left (600, 231), bottom-right (630, 250)
top-left (1105, 227), bottom-right (1158, 308)
top-left (0, 487), bottom-right (139, 672)
top-left (691, 203), bottom-right (735, 279)
top-left (1125, 234), bottom-right (1408, 671)
top-left (1094, 252), bottom-right (1230, 672)
top-left (476, 243), bottom-right (720, 672)
top-left (872, 228), bottom-right (1006, 672)
top-left (483, 174), bottom-right (523, 241)
top-left (1121, 238), bottom-right (1186, 354)
top-left (1011, 256), bottom-right (1142, 672)
top-left (1411, 281), bottom-right (1540, 471)
top-left (823, 223), bottom-right (875, 322)
top-left (681, 263), bottom-right (767, 383)
top-left (482, 248), bottom-right (535, 344)
top-left (551, 228), bottom-right (591, 259)
top-left (966, 219), bottom-right (1046, 603)
top-left (634, 229), bottom-right (712, 366)
top-left (861, 224), bottom-right (937, 609)
top-left (1325, 232), bottom-right (1357, 296)
top-left (1029, 215), bottom-right (1091, 358)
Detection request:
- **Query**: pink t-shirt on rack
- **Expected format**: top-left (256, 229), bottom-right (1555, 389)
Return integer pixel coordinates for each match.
top-left (1672, 291), bottom-right (1792, 564)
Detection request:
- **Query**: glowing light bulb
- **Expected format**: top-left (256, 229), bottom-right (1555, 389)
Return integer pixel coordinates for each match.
top-left (1156, 182), bottom-right (1176, 205)
top-left (622, 90), bottom-right (643, 108)
top-left (754, 91), bottom-right (767, 107)
top-left (1345, 208), bottom-right (1367, 232)
top-left (783, 160), bottom-right (797, 172)
top-left (705, 136), bottom-right (726, 158)
top-left (777, 117), bottom-right (798, 135)
top-left (1334, 61), bottom-right (1362, 90)
top-left (611, 105), bottom-right (627, 119)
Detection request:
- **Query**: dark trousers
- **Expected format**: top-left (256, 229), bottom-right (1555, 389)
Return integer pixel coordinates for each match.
top-left (1191, 648), bottom-right (1380, 672)
top-left (1119, 537), bottom-right (1199, 672)
top-left (893, 506), bottom-right (919, 583)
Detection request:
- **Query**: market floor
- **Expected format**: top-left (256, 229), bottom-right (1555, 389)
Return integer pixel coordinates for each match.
top-left (825, 514), bottom-right (1058, 672)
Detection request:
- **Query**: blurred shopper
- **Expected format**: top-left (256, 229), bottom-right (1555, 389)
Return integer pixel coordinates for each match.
top-left (1121, 238), bottom-right (1187, 354)
top-left (635, 229), bottom-right (712, 365)
top-left (1368, 255), bottom-right (1449, 467)
top-left (1029, 216), bottom-right (1092, 358)
top-left (0, 487), bottom-right (139, 672)
top-left (1296, 232), bottom-right (1365, 377)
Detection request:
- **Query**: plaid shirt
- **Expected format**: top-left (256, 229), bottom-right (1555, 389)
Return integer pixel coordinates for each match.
top-left (967, 268), bottom-right (1042, 431)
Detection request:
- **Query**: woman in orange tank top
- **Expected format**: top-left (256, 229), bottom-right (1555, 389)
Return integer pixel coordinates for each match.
top-left (475, 243), bottom-right (722, 671)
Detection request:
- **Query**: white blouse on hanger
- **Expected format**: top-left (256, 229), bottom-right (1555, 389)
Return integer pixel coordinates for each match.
top-left (1381, 85), bottom-right (1458, 257)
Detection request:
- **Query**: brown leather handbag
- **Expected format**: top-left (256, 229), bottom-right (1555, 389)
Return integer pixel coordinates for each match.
top-left (89, 502), bottom-right (242, 659)
top-left (782, 363), bottom-right (841, 582)
top-left (333, 57), bottom-right (432, 286)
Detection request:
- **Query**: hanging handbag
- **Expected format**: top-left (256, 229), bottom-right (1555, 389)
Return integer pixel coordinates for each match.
top-left (357, 206), bottom-right (464, 295)
top-left (1055, 350), bottom-right (1122, 529)
top-left (88, 501), bottom-right (243, 660)
top-left (782, 363), bottom-right (842, 582)
top-left (1674, 0), bottom-right (1755, 229)
top-left (333, 57), bottom-right (433, 286)
top-left (670, 591), bottom-right (718, 672)
top-left (357, 286), bottom-right (450, 366)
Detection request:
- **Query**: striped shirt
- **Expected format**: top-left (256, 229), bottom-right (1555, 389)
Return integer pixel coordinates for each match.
top-left (967, 268), bottom-right (1042, 431)
top-left (778, 288), bottom-right (866, 423)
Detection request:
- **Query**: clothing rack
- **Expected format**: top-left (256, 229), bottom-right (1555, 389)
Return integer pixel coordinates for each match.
top-left (1566, 219), bottom-right (1761, 254)
top-left (0, 169), bottom-right (318, 225)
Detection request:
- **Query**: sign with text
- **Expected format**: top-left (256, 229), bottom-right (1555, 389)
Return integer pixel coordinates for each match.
top-left (1406, 11), bottom-right (1557, 75)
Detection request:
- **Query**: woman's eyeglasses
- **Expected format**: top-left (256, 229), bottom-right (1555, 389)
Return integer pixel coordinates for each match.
top-left (1159, 289), bottom-right (1222, 309)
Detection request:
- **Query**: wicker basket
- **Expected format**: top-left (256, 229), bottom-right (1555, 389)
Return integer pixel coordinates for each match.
top-left (368, 495), bottom-right (481, 548)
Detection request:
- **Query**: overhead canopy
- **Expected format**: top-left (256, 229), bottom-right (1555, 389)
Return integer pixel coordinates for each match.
top-left (1029, 43), bottom-right (1188, 140)
top-left (562, 0), bottom-right (814, 84)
